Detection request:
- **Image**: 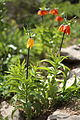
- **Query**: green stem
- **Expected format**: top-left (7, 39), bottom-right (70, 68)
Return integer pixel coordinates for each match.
top-left (41, 16), bottom-right (43, 22)
top-left (59, 32), bottom-right (65, 55)
top-left (26, 48), bottom-right (30, 79)
top-left (26, 48), bottom-right (30, 103)
top-left (58, 21), bottom-right (60, 26)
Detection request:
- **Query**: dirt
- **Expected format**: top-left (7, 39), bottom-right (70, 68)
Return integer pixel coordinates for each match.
top-left (32, 99), bottom-right (80, 120)
top-left (60, 99), bottom-right (80, 115)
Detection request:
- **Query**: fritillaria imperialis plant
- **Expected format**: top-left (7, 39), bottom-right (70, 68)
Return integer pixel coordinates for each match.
top-left (2, 6), bottom-right (74, 120)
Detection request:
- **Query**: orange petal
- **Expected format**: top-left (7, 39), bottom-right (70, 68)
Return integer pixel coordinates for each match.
top-left (38, 10), bottom-right (49, 16)
top-left (55, 16), bottom-right (64, 22)
top-left (49, 9), bottom-right (58, 15)
top-left (27, 38), bottom-right (34, 48)
top-left (58, 24), bottom-right (70, 35)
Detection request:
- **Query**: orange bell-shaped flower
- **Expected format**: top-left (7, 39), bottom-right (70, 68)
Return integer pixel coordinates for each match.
top-left (38, 10), bottom-right (49, 16)
top-left (55, 16), bottom-right (64, 22)
top-left (49, 9), bottom-right (58, 15)
top-left (27, 38), bottom-right (34, 48)
top-left (58, 24), bottom-right (70, 35)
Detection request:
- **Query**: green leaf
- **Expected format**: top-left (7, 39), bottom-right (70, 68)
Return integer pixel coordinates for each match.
top-left (40, 59), bottom-right (55, 67)
top-left (37, 66), bottom-right (50, 71)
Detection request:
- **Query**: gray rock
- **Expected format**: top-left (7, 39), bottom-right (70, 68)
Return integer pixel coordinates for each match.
top-left (59, 67), bottom-right (80, 89)
top-left (47, 110), bottom-right (80, 120)
top-left (61, 44), bottom-right (80, 60)
top-left (69, 68), bottom-right (80, 78)
top-left (66, 115), bottom-right (80, 120)
top-left (47, 110), bottom-right (70, 120)
top-left (0, 101), bottom-right (19, 120)
top-left (66, 68), bottom-right (80, 88)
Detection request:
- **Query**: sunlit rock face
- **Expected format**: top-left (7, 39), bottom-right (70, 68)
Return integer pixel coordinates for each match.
top-left (61, 44), bottom-right (80, 61)
top-left (0, 101), bottom-right (19, 120)
top-left (47, 109), bottom-right (80, 120)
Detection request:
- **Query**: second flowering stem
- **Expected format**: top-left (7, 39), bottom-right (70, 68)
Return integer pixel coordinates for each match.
top-left (59, 32), bottom-right (65, 55)
top-left (26, 48), bottom-right (30, 79)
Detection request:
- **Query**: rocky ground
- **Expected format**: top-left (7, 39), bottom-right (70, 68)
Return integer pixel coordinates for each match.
top-left (32, 99), bottom-right (80, 120)
top-left (0, 99), bottom-right (79, 120)
top-left (47, 99), bottom-right (80, 120)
